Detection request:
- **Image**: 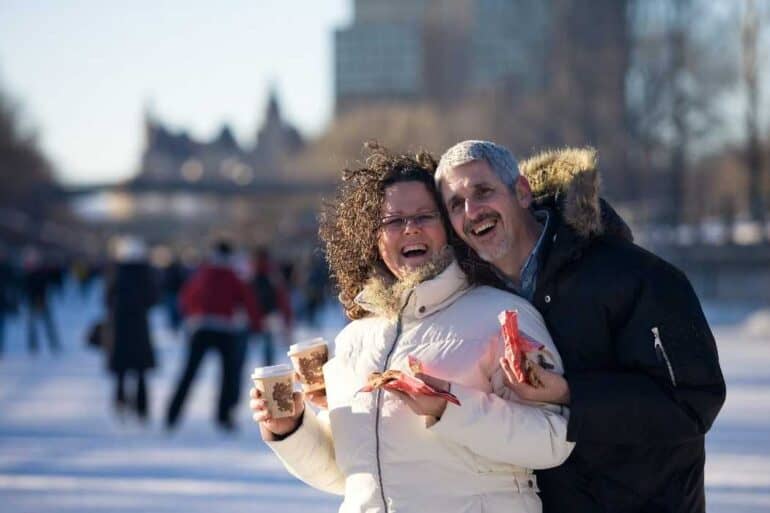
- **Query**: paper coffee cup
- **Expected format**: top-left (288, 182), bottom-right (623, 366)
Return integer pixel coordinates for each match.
top-left (251, 364), bottom-right (295, 418)
top-left (287, 338), bottom-right (328, 393)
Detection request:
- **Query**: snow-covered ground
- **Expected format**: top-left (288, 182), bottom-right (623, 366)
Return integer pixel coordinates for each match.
top-left (1, 281), bottom-right (768, 512)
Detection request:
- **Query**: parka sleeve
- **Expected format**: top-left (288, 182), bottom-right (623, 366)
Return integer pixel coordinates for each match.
top-left (566, 263), bottom-right (726, 447)
top-left (428, 303), bottom-right (575, 469)
top-left (264, 408), bottom-right (345, 495)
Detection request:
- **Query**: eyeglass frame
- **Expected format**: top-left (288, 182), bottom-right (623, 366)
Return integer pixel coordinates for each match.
top-left (379, 210), bottom-right (442, 233)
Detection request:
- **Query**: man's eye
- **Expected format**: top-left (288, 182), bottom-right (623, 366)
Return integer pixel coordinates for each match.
top-left (477, 188), bottom-right (492, 198)
top-left (448, 200), bottom-right (462, 212)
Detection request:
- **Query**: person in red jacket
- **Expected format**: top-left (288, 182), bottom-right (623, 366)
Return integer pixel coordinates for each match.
top-left (165, 239), bottom-right (262, 432)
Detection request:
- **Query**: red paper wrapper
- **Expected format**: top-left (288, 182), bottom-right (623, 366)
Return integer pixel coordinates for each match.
top-left (408, 354), bottom-right (423, 374)
top-left (358, 356), bottom-right (461, 406)
top-left (498, 310), bottom-right (552, 387)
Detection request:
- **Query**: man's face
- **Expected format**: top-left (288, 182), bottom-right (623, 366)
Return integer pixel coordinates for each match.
top-left (439, 160), bottom-right (531, 272)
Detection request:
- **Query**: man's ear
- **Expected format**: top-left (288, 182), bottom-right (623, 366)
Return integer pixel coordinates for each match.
top-left (514, 175), bottom-right (533, 208)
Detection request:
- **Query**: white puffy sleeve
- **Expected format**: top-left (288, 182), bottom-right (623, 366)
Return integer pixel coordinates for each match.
top-left (428, 298), bottom-right (575, 469)
top-left (265, 407), bottom-right (345, 495)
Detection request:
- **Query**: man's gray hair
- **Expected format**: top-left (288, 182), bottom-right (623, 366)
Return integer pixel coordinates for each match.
top-left (435, 140), bottom-right (520, 190)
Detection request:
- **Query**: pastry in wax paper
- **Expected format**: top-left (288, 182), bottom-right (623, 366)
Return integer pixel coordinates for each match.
top-left (498, 310), bottom-right (554, 388)
top-left (359, 356), bottom-right (460, 406)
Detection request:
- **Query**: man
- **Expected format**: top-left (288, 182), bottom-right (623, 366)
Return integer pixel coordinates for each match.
top-left (435, 140), bottom-right (725, 513)
top-left (166, 239), bottom-right (262, 432)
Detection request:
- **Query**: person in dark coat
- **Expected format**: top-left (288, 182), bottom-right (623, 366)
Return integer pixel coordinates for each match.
top-left (105, 236), bottom-right (157, 422)
top-left (22, 248), bottom-right (60, 354)
top-left (0, 248), bottom-right (21, 356)
top-left (436, 141), bottom-right (726, 513)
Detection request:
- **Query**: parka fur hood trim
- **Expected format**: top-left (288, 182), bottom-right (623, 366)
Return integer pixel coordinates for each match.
top-left (354, 248), bottom-right (458, 319)
top-left (519, 147), bottom-right (603, 239)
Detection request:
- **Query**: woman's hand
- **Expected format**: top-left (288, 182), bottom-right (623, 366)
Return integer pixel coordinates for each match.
top-left (391, 373), bottom-right (450, 421)
top-left (305, 390), bottom-right (328, 410)
top-left (250, 387), bottom-right (305, 440)
top-left (293, 371), bottom-right (328, 410)
top-left (499, 356), bottom-right (570, 405)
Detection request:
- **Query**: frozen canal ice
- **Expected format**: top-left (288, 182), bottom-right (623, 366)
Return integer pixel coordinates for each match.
top-left (0, 283), bottom-right (768, 512)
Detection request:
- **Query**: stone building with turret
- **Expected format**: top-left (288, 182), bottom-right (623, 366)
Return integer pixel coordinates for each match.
top-left (135, 90), bottom-right (303, 187)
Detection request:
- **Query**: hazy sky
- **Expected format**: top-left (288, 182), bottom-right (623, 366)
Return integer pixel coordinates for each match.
top-left (0, 1), bottom-right (351, 184)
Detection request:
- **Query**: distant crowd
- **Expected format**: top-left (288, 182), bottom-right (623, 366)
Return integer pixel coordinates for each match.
top-left (0, 238), bottom-right (333, 432)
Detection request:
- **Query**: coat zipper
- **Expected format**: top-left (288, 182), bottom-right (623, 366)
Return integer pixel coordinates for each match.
top-left (652, 326), bottom-right (677, 387)
top-left (374, 291), bottom-right (413, 513)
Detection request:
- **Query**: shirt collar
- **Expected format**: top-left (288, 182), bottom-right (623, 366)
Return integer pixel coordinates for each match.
top-left (494, 210), bottom-right (550, 300)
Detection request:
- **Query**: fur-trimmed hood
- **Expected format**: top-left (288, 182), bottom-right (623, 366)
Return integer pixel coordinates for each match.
top-left (520, 147), bottom-right (632, 241)
top-left (354, 257), bottom-right (467, 320)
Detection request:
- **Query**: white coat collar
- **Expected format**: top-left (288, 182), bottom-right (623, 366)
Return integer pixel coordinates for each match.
top-left (354, 260), bottom-right (470, 320)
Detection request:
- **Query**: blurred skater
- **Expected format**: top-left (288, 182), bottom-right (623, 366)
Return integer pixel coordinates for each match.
top-left (248, 246), bottom-right (292, 366)
top-left (166, 239), bottom-right (262, 432)
top-left (0, 248), bottom-right (20, 357)
top-left (105, 236), bottom-right (158, 423)
top-left (22, 248), bottom-right (60, 354)
top-left (160, 255), bottom-right (187, 334)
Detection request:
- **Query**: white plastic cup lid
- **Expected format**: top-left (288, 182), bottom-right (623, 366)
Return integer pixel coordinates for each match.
top-left (288, 337), bottom-right (327, 356)
top-left (251, 364), bottom-right (293, 379)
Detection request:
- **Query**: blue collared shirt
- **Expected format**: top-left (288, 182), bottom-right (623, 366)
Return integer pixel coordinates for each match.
top-left (494, 210), bottom-right (550, 301)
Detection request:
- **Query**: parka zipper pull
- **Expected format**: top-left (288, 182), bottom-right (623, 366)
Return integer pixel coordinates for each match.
top-left (652, 326), bottom-right (677, 387)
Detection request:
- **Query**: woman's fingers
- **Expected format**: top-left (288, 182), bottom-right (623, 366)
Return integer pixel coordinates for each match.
top-left (292, 391), bottom-right (304, 411)
top-left (249, 398), bottom-right (268, 411)
top-left (253, 410), bottom-right (271, 423)
top-left (306, 391), bottom-right (328, 409)
top-left (249, 387), bottom-right (262, 399)
top-left (414, 372), bottom-right (449, 392)
top-left (390, 390), bottom-right (421, 413)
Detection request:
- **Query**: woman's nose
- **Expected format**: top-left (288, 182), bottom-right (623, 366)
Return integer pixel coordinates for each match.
top-left (403, 218), bottom-right (421, 234)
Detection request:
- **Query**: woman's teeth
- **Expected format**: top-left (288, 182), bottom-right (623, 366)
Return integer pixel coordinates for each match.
top-left (401, 244), bottom-right (428, 257)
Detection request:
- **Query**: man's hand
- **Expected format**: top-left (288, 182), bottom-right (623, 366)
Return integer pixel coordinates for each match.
top-left (390, 372), bottom-right (450, 421)
top-left (500, 357), bottom-right (570, 405)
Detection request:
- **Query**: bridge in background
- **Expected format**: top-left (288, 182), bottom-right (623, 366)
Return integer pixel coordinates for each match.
top-left (58, 179), bottom-right (336, 198)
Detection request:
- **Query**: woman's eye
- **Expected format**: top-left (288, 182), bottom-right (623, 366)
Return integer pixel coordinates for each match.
top-left (382, 217), bottom-right (401, 227)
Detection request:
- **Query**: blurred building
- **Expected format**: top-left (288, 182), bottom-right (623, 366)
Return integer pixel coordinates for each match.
top-left (334, 0), bottom-right (549, 111)
top-left (136, 90), bottom-right (303, 186)
top-left (64, 90), bottom-right (319, 253)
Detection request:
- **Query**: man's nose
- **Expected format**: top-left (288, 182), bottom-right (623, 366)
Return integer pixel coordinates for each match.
top-left (465, 199), bottom-right (483, 219)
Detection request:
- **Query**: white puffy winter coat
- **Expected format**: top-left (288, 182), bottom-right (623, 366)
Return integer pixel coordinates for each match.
top-left (266, 261), bottom-right (574, 513)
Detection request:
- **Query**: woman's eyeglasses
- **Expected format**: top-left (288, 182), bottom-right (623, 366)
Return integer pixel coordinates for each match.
top-left (379, 211), bottom-right (441, 233)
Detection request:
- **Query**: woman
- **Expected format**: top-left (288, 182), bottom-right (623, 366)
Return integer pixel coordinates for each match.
top-left (250, 145), bottom-right (574, 512)
top-left (105, 236), bottom-right (157, 422)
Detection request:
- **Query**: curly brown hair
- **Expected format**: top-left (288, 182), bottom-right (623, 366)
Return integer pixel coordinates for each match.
top-left (318, 143), bottom-right (445, 320)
